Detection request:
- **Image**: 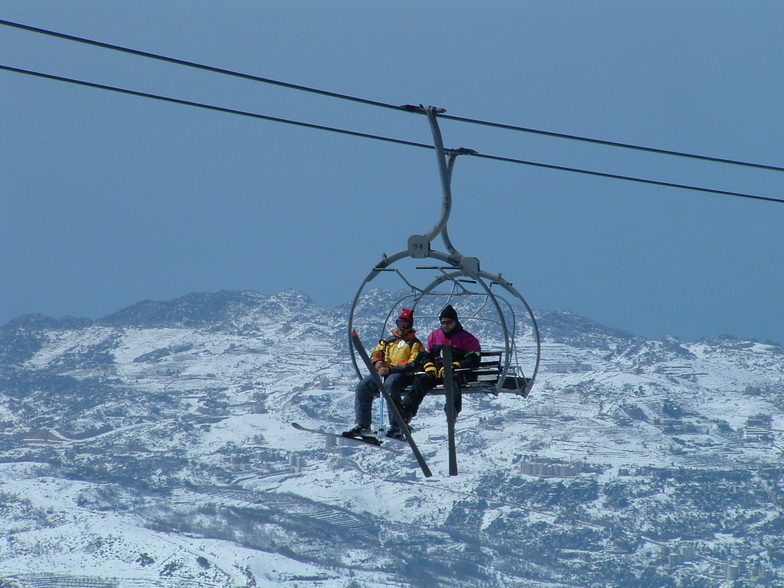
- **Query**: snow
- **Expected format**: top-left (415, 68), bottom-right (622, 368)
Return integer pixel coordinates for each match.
top-left (2, 291), bottom-right (783, 586)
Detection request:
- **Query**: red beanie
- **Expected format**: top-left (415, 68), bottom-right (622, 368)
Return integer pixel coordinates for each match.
top-left (397, 308), bottom-right (414, 324)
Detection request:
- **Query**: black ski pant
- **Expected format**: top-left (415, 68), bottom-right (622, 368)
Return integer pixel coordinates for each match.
top-left (404, 374), bottom-right (462, 419)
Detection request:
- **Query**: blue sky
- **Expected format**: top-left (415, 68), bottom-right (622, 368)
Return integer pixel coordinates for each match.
top-left (2, 1), bottom-right (783, 344)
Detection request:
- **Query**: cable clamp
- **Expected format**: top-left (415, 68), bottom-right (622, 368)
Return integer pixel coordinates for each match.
top-left (446, 147), bottom-right (477, 157)
top-left (401, 104), bottom-right (446, 114)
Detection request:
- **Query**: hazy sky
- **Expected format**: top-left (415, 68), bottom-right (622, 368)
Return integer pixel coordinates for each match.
top-left (2, 1), bottom-right (783, 343)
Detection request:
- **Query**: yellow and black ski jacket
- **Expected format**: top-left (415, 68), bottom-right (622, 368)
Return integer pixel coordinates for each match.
top-left (370, 329), bottom-right (427, 375)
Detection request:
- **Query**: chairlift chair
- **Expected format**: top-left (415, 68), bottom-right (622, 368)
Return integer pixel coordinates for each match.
top-left (347, 106), bottom-right (541, 398)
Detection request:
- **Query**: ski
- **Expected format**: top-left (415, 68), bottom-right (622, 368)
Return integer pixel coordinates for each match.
top-left (351, 330), bottom-right (433, 478)
top-left (442, 344), bottom-right (458, 476)
top-left (291, 422), bottom-right (405, 454)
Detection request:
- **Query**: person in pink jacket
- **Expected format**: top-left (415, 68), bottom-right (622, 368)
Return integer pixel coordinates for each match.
top-left (402, 304), bottom-right (481, 422)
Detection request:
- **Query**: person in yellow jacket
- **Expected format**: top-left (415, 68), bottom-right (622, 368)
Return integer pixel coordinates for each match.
top-left (343, 308), bottom-right (426, 440)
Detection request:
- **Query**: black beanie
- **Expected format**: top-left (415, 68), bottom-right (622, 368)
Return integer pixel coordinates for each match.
top-left (439, 305), bottom-right (458, 321)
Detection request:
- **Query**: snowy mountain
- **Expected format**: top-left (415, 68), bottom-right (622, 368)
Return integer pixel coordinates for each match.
top-left (1, 289), bottom-right (782, 587)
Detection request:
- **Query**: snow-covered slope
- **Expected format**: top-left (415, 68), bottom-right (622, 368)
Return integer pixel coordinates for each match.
top-left (1, 290), bottom-right (782, 587)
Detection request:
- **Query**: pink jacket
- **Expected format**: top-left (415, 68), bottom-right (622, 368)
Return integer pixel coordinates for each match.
top-left (426, 324), bottom-right (481, 369)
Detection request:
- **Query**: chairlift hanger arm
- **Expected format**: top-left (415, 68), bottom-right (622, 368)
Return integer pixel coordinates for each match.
top-left (347, 105), bottom-right (541, 397)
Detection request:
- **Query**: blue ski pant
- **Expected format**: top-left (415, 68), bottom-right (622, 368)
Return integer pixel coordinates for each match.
top-left (354, 372), bottom-right (413, 428)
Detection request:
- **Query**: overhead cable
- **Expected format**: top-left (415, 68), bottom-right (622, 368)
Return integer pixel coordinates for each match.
top-left (3, 64), bottom-right (782, 206)
top-left (471, 152), bottom-right (784, 205)
top-left (440, 113), bottom-right (784, 173)
top-left (0, 18), bottom-right (399, 112)
top-left (2, 18), bottom-right (782, 174)
top-left (0, 65), bottom-right (432, 150)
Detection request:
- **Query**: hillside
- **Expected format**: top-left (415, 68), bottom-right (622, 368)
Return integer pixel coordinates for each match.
top-left (1, 290), bottom-right (783, 587)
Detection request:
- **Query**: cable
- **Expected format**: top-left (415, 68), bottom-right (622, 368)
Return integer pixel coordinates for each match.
top-left (3, 64), bottom-right (783, 206)
top-left (2, 18), bottom-right (783, 174)
top-left (0, 65), bottom-right (432, 151)
top-left (440, 113), bottom-right (784, 174)
top-left (0, 18), bottom-right (401, 113)
top-left (471, 152), bottom-right (784, 205)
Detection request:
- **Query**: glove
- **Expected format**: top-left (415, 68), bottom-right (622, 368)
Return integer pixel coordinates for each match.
top-left (423, 362), bottom-right (437, 378)
top-left (437, 362), bottom-right (461, 379)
